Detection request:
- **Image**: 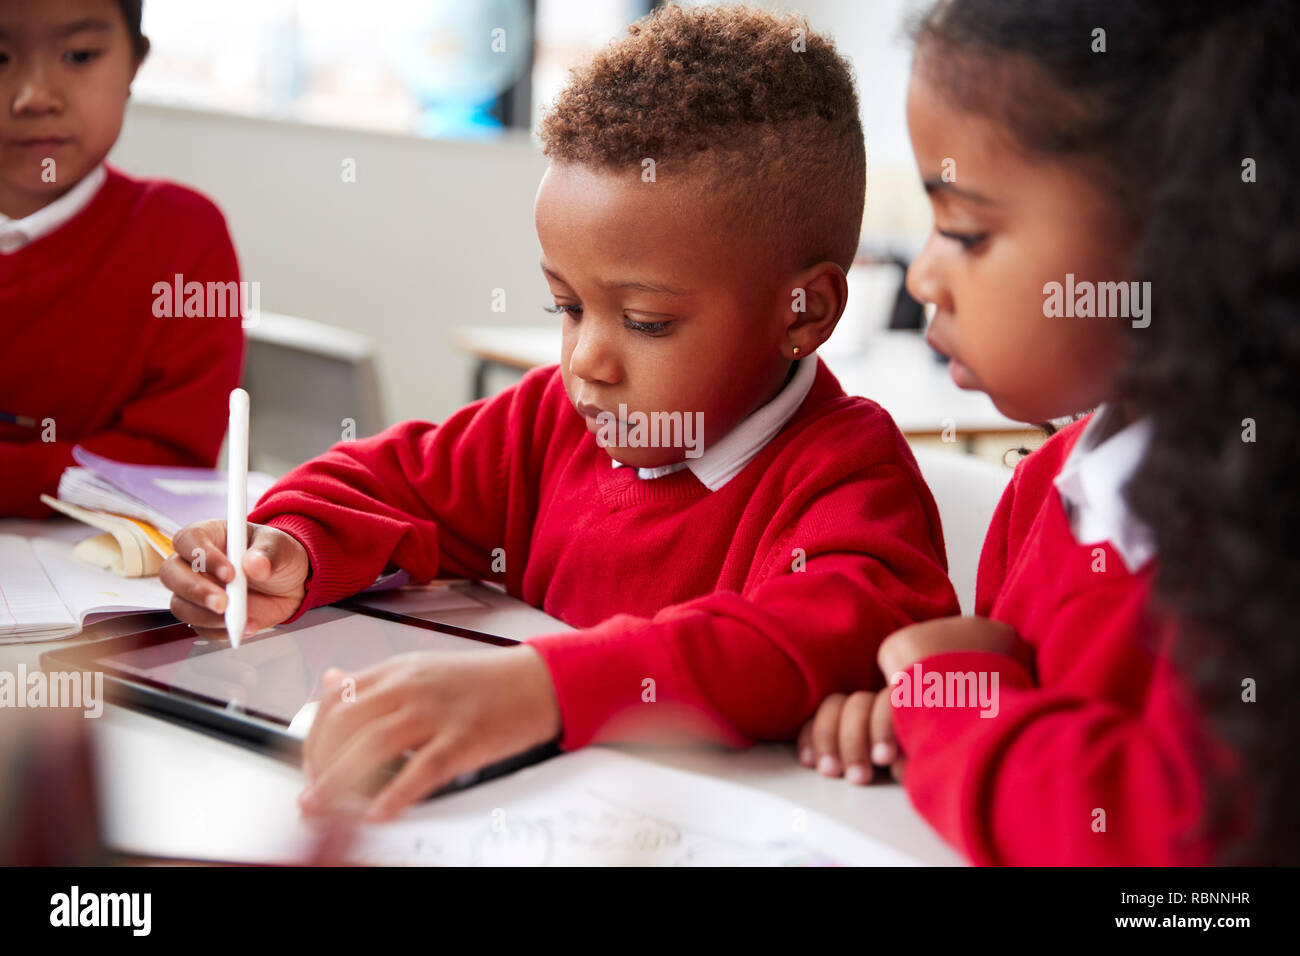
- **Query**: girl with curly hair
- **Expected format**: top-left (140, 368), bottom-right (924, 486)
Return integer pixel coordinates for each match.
top-left (799, 0), bottom-right (1298, 865)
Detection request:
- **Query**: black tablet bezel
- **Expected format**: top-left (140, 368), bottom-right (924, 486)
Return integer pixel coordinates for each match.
top-left (39, 604), bottom-right (558, 792)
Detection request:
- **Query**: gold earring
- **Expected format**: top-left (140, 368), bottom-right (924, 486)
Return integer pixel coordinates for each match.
top-left (792, 346), bottom-right (801, 357)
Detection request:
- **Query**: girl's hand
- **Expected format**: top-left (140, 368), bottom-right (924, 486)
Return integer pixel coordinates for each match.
top-left (299, 645), bottom-right (562, 821)
top-left (877, 615), bottom-right (1025, 678)
top-left (160, 519), bottom-right (310, 639)
top-left (796, 616), bottom-right (1026, 785)
top-left (797, 687), bottom-right (903, 784)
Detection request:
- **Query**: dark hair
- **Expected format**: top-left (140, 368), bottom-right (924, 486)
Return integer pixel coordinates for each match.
top-left (538, 4), bottom-right (865, 270)
top-left (115, 0), bottom-right (149, 60)
top-left (914, 0), bottom-right (1300, 863)
top-left (1117, 1), bottom-right (1300, 865)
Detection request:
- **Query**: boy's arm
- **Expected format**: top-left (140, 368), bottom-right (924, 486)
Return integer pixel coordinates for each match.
top-left (891, 606), bottom-right (1219, 865)
top-left (525, 463), bottom-right (960, 749)
top-left (247, 370), bottom-right (554, 621)
top-left (0, 233), bottom-right (244, 518)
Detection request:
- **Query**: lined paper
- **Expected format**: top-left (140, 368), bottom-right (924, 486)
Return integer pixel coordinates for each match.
top-left (0, 535), bottom-right (78, 642)
top-left (0, 535), bottom-right (171, 643)
top-left (30, 538), bottom-right (170, 628)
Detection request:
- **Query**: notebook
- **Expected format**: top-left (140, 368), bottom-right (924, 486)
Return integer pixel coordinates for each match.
top-left (0, 535), bottom-right (170, 643)
top-left (36, 446), bottom-right (278, 579)
top-left (55, 446), bottom-right (277, 538)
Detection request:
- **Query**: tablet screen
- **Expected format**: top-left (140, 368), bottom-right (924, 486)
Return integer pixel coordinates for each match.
top-left (89, 606), bottom-right (498, 732)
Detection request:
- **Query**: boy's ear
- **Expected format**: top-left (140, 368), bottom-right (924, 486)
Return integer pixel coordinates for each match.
top-left (782, 261), bottom-right (849, 356)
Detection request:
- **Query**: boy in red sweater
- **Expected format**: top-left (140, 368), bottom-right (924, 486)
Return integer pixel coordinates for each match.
top-left (159, 6), bottom-right (958, 821)
top-left (0, 0), bottom-right (244, 517)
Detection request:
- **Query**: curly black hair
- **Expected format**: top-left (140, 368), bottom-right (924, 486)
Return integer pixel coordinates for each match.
top-left (537, 4), bottom-right (866, 271)
top-left (1118, 1), bottom-right (1300, 864)
top-left (913, 0), bottom-right (1300, 863)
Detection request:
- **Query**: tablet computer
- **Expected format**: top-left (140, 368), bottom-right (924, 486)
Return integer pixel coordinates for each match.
top-left (39, 599), bottom-right (563, 796)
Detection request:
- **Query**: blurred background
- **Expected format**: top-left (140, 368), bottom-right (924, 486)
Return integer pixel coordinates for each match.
top-left (110, 0), bottom-right (937, 437)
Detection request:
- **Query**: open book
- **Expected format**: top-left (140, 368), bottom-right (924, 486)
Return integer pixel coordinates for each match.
top-left (0, 535), bottom-right (171, 643)
top-left (37, 446), bottom-right (276, 578)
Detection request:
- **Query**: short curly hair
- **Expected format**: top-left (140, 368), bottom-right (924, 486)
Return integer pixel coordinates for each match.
top-left (538, 4), bottom-right (866, 271)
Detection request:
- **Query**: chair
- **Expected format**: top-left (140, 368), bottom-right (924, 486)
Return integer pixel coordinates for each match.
top-left (910, 446), bottom-right (1012, 613)
top-left (239, 312), bottom-right (386, 477)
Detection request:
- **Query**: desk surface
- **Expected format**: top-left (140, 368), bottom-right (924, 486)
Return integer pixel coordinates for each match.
top-left (455, 324), bottom-right (1029, 438)
top-left (0, 518), bottom-right (962, 866)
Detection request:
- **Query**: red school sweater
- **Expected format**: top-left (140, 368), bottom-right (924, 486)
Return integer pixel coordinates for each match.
top-left (892, 418), bottom-right (1228, 865)
top-left (248, 359), bottom-right (960, 749)
top-left (0, 165), bottom-right (245, 517)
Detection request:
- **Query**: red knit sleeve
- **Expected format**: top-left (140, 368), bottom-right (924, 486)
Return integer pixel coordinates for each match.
top-left (973, 471), bottom-right (1015, 617)
top-left (892, 620), bottom-right (1216, 865)
top-left (974, 421), bottom-right (1090, 616)
top-left (0, 218), bottom-right (244, 518)
top-left (526, 462), bottom-right (960, 749)
top-left (246, 367), bottom-right (556, 621)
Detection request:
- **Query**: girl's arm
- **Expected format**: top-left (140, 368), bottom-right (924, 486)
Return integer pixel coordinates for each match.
top-left (891, 605), bottom-right (1220, 866)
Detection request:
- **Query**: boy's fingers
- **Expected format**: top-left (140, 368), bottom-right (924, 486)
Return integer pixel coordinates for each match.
top-left (243, 592), bottom-right (299, 635)
top-left (245, 526), bottom-right (308, 588)
top-left (243, 548), bottom-right (273, 582)
top-left (159, 550), bottom-right (227, 614)
top-left (301, 709), bottom-right (424, 813)
top-left (837, 691), bottom-right (875, 785)
top-left (810, 693), bottom-right (846, 777)
top-left (167, 586), bottom-right (226, 630)
top-left (869, 689), bottom-right (897, 767)
top-left (365, 735), bottom-right (460, 821)
top-left (306, 667), bottom-right (383, 772)
top-left (304, 680), bottom-right (393, 781)
top-left (173, 519), bottom-right (235, 584)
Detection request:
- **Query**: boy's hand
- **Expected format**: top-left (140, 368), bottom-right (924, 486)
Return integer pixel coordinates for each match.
top-left (299, 645), bottom-right (561, 821)
top-left (797, 616), bottom-right (1026, 785)
top-left (160, 519), bottom-right (310, 638)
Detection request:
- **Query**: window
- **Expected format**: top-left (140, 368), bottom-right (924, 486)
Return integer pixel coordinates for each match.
top-left (134, 0), bottom-right (651, 139)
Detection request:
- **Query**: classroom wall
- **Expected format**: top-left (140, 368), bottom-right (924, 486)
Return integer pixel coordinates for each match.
top-left (109, 0), bottom-right (930, 433)
top-left (748, 0), bottom-right (931, 251)
top-left (109, 101), bottom-right (553, 428)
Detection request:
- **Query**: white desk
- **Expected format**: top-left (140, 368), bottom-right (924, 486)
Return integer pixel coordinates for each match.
top-left (0, 517), bottom-right (962, 866)
top-left (455, 324), bottom-right (1029, 440)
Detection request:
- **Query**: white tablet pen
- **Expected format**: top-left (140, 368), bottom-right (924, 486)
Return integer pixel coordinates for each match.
top-left (225, 387), bottom-right (250, 648)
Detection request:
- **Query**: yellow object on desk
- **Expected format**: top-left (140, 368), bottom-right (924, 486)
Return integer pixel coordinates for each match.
top-left (38, 495), bottom-right (172, 577)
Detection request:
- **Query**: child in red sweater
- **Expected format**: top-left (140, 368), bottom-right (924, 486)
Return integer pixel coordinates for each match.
top-left (0, 0), bottom-right (244, 517)
top-left (158, 6), bottom-right (959, 820)
top-left (799, 0), bottom-right (1295, 865)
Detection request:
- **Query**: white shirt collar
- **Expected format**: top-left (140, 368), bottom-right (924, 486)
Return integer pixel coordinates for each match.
top-left (0, 163), bottom-right (107, 254)
top-left (611, 355), bottom-right (819, 491)
top-left (1052, 403), bottom-right (1156, 572)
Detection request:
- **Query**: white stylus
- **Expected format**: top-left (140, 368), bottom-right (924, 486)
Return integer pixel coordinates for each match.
top-left (225, 388), bottom-right (250, 648)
